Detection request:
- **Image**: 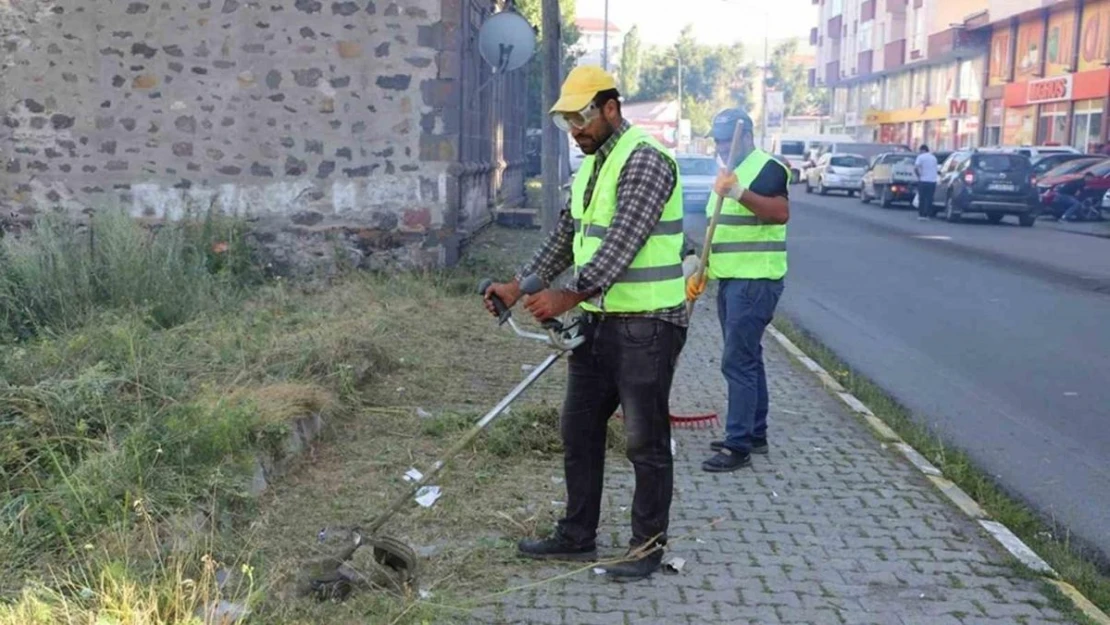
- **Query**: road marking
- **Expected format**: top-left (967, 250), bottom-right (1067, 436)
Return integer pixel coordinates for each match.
top-left (1064, 391), bottom-right (1079, 396)
top-left (912, 235), bottom-right (953, 240)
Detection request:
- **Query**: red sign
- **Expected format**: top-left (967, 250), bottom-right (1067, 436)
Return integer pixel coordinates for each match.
top-left (949, 99), bottom-right (970, 118)
top-left (1027, 75), bottom-right (1074, 103)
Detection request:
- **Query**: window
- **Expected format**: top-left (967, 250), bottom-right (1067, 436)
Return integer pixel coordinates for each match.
top-left (912, 9), bottom-right (926, 53)
top-left (1072, 100), bottom-right (1105, 154)
top-left (1036, 102), bottom-right (1068, 145)
top-left (830, 155), bottom-right (869, 167)
top-left (677, 157), bottom-right (717, 176)
top-left (858, 21), bottom-right (873, 51)
top-left (974, 154), bottom-right (1030, 172)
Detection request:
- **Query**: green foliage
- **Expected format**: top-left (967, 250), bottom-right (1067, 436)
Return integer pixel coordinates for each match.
top-left (0, 209), bottom-right (260, 341)
top-left (620, 25), bottom-right (643, 98)
top-left (768, 38), bottom-right (828, 116)
top-left (633, 25), bottom-right (756, 132)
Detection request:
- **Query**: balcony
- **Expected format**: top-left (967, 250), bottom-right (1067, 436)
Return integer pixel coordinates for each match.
top-left (857, 50), bottom-right (874, 76)
top-left (810, 27), bottom-right (819, 45)
top-left (826, 60), bottom-right (841, 85)
top-left (828, 15), bottom-right (843, 40)
top-left (884, 39), bottom-right (906, 70)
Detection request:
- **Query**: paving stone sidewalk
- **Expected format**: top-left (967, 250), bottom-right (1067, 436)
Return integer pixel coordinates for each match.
top-left (473, 296), bottom-right (1073, 625)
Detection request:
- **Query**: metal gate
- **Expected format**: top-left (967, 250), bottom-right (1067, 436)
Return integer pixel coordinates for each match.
top-left (456, 0), bottom-right (529, 234)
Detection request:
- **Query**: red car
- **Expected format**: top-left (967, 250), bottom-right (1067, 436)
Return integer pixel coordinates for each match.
top-left (1038, 158), bottom-right (1110, 205)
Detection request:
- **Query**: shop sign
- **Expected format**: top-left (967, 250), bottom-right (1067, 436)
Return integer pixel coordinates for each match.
top-left (1027, 75), bottom-right (1073, 103)
top-left (948, 99), bottom-right (971, 118)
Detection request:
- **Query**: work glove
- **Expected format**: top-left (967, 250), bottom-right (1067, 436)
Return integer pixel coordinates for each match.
top-left (685, 275), bottom-right (707, 302)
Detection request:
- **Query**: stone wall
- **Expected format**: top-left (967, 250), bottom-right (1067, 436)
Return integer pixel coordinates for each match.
top-left (0, 0), bottom-right (527, 272)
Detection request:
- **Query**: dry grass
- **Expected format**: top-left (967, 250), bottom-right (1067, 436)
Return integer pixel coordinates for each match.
top-left (2, 223), bottom-right (644, 624)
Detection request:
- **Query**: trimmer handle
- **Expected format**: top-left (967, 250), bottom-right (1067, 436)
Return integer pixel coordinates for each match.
top-left (520, 274), bottom-right (564, 333)
top-left (478, 278), bottom-right (511, 325)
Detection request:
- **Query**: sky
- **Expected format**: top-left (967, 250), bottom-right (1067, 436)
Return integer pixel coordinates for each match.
top-left (575, 0), bottom-right (818, 62)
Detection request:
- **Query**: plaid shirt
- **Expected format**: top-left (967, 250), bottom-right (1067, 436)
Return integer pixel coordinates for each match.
top-left (517, 121), bottom-right (688, 327)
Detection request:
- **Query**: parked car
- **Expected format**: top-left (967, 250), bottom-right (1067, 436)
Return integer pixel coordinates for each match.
top-left (1036, 158), bottom-right (1109, 202)
top-left (676, 153), bottom-right (717, 246)
top-left (932, 151), bottom-right (953, 169)
top-left (1103, 188), bottom-right (1110, 211)
top-left (568, 136), bottom-right (585, 174)
top-left (979, 145), bottom-right (1081, 161)
top-left (773, 154), bottom-right (801, 183)
top-left (814, 142), bottom-right (912, 163)
top-left (1038, 160), bottom-right (1110, 212)
top-left (860, 152), bottom-right (919, 207)
top-left (805, 153), bottom-right (869, 196)
top-left (934, 150), bottom-right (1039, 226)
top-left (1031, 152), bottom-right (1099, 177)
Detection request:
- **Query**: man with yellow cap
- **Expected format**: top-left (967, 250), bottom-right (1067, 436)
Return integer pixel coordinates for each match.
top-left (484, 65), bottom-right (687, 581)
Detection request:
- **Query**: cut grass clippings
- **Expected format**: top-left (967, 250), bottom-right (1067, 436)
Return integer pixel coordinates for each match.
top-left (773, 315), bottom-right (1110, 623)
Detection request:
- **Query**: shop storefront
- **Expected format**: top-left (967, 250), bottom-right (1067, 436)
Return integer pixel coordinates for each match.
top-left (1002, 70), bottom-right (1110, 149)
top-left (868, 100), bottom-right (980, 149)
top-left (985, 0), bottom-right (1110, 149)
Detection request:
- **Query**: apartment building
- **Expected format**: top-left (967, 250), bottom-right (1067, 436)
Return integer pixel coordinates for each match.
top-left (814, 0), bottom-right (990, 149)
top-left (978, 0), bottom-right (1109, 151)
top-left (814, 0), bottom-right (1110, 151)
top-left (574, 17), bottom-right (623, 73)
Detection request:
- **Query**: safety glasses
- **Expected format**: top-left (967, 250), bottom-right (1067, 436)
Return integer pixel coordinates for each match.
top-left (551, 101), bottom-right (600, 133)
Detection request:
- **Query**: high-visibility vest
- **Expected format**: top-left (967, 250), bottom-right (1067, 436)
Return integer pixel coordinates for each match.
top-left (570, 126), bottom-right (686, 313)
top-left (705, 149), bottom-right (788, 280)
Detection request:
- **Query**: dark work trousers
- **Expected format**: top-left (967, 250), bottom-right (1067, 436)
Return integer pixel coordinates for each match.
top-left (556, 314), bottom-right (687, 549)
top-left (717, 278), bottom-right (785, 453)
top-left (917, 182), bottom-right (937, 218)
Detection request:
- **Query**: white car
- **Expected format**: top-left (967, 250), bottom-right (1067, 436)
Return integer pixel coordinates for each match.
top-left (805, 153), bottom-right (869, 197)
top-left (1103, 188), bottom-right (1110, 210)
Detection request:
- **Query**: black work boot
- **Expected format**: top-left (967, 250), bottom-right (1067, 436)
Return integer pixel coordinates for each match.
top-left (518, 531), bottom-right (597, 562)
top-left (701, 448), bottom-right (752, 472)
top-left (597, 545), bottom-right (664, 582)
top-left (710, 438), bottom-right (768, 455)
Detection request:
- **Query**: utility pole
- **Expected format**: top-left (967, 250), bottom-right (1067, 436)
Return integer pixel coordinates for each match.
top-left (602, 0), bottom-right (609, 70)
top-left (541, 0), bottom-right (562, 233)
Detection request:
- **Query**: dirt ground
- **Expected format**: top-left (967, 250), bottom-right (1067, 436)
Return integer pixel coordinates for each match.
top-left (247, 226), bottom-right (630, 624)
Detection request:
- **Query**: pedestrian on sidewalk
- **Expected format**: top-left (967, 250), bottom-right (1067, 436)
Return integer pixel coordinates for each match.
top-left (914, 145), bottom-right (939, 220)
top-left (483, 65), bottom-right (687, 581)
top-left (685, 108), bottom-right (791, 473)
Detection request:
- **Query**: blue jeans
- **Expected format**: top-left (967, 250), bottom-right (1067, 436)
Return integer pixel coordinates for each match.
top-left (717, 278), bottom-right (785, 453)
top-left (1055, 195), bottom-right (1082, 220)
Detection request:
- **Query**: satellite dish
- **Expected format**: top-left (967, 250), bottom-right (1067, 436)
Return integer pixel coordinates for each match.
top-left (478, 10), bottom-right (536, 73)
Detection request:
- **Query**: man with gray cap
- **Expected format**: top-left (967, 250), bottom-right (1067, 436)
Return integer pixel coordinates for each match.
top-left (686, 108), bottom-right (791, 473)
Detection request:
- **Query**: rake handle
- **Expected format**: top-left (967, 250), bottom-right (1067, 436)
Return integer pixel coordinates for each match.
top-left (686, 120), bottom-right (746, 319)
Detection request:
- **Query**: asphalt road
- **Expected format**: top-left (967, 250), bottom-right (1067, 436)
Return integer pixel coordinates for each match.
top-left (751, 189), bottom-right (1110, 563)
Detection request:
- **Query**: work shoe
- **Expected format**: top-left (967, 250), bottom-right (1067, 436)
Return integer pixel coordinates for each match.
top-left (518, 532), bottom-right (597, 562)
top-left (702, 448), bottom-right (751, 472)
top-left (596, 546), bottom-right (664, 582)
top-left (710, 438), bottom-right (768, 454)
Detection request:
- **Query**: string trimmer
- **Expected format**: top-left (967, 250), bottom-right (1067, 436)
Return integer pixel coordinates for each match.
top-left (304, 275), bottom-right (583, 601)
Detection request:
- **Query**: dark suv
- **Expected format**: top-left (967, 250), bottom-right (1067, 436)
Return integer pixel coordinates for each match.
top-left (934, 151), bottom-right (1039, 226)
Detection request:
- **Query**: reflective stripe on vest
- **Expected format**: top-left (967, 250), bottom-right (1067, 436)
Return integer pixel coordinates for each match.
top-left (706, 149), bottom-right (789, 280)
top-left (573, 218), bottom-right (685, 238)
top-left (570, 126), bottom-right (686, 313)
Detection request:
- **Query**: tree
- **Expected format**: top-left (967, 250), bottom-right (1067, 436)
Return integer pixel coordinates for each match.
top-left (767, 38), bottom-right (827, 116)
top-left (631, 25), bottom-right (756, 132)
top-left (620, 25), bottom-right (642, 98)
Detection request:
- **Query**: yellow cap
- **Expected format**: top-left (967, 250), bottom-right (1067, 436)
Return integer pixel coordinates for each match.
top-left (549, 65), bottom-right (618, 114)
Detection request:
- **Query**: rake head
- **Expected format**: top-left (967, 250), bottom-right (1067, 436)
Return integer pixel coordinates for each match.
top-left (613, 412), bottom-right (720, 429)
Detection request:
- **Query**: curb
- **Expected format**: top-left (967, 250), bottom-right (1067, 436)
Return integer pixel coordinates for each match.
top-left (765, 324), bottom-right (1110, 625)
